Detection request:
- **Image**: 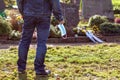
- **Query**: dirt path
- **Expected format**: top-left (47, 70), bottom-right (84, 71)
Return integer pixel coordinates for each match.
top-left (0, 42), bottom-right (119, 49)
top-left (0, 43), bottom-right (97, 49)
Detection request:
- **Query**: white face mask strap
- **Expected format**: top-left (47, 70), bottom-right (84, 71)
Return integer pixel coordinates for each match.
top-left (57, 24), bottom-right (67, 39)
top-left (62, 35), bottom-right (67, 39)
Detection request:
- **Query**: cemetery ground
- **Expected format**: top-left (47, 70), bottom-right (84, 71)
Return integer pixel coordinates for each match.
top-left (0, 43), bottom-right (120, 80)
top-left (0, 0), bottom-right (120, 80)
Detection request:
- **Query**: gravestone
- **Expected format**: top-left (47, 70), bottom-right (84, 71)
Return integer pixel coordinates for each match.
top-left (82, 0), bottom-right (114, 19)
top-left (70, 0), bottom-right (80, 6)
top-left (0, 0), bottom-right (5, 12)
top-left (61, 0), bottom-right (80, 36)
top-left (61, 3), bottom-right (80, 27)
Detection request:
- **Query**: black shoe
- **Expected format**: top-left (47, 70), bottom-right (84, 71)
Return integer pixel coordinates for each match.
top-left (35, 75), bottom-right (48, 80)
top-left (36, 70), bottom-right (51, 76)
top-left (18, 71), bottom-right (27, 80)
top-left (18, 70), bottom-right (26, 74)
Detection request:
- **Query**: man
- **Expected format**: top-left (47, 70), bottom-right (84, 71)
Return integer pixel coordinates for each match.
top-left (16, 0), bottom-right (64, 80)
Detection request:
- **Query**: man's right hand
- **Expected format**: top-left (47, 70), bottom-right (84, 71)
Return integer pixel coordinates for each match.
top-left (59, 20), bottom-right (65, 24)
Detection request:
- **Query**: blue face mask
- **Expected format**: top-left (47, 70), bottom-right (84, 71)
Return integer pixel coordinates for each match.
top-left (57, 24), bottom-right (67, 39)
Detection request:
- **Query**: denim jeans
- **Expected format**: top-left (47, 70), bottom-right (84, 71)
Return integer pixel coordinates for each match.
top-left (17, 16), bottom-right (50, 74)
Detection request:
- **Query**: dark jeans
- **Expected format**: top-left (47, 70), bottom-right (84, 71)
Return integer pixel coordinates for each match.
top-left (17, 16), bottom-right (50, 74)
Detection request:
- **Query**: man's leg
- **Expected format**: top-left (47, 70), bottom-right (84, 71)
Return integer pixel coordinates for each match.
top-left (17, 16), bottom-right (35, 72)
top-left (34, 18), bottom-right (50, 75)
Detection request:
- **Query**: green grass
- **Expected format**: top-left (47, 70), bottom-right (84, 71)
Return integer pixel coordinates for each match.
top-left (112, 0), bottom-right (120, 6)
top-left (112, 0), bottom-right (120, 18)
top-left (0, 43), bottom-right (120, 80)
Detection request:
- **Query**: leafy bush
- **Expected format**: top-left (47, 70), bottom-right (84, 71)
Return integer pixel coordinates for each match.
top-left (8, 10), bottom-right (23, 31)
top-left (49, 25), bottom-right (61, 38)
top-left (0, 11), bottom-right (7, 18)
top-left (114, 8), bottom-right (120, 14)
top-left (51, 16), bottom-right (59, 26)
top-left (99, 22), bottom-right (120, 35)
top-left (50, 16), bottom-right (67, 38)
top-left (88, 15), bottom-right (109, 27)
top-left (88, 15), bottom-right (109, 31)
top-left (0, 16), bottom-right (12, 35)
top-left (4, 0), bottom-right (16, 8)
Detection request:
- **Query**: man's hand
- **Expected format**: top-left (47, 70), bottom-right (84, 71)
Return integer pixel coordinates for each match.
top-left (59, 20), bottom-right (65, 24)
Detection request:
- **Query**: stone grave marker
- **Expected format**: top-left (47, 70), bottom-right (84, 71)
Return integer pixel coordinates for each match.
top-left (61, 3), bottom-right (80, 27)
top-left (82, 0), bottom-right (114, 19)
top-left (61, 3), bottom-right (80, 36)
top-left (0, 0), bottom-right (5, 12)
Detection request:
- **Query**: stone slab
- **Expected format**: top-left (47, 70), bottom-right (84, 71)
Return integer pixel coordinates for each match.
top-left (61, 3), bottom-right (80, 27)
top-left (0, 0), bottom-right (5, 12)
top-left (82, 0), bottom-right (114, 19)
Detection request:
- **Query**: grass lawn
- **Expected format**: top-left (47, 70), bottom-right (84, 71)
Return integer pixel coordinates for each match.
top-left (0, 43), bottom-right (120, 80)
top-left (112, 0), bottom-right (120, 6)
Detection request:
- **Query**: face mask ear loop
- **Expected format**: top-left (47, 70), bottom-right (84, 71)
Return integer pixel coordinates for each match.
top-left (57, 24), bottom-right (67, 39)
top-left (62, 34), bottom-right (67, 39)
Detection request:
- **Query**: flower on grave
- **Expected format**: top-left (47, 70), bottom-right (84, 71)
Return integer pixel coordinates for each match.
top-left (16, 15), bottom-right (24, 24)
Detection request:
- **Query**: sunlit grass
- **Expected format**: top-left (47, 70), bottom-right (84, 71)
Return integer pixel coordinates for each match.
top-left (112, 0), bottom-right (120, 6)
top-left (0, 43), bottom-right (120, 80)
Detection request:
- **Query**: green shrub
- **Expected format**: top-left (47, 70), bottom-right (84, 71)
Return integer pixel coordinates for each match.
top-left (88, 15), bottom-right (109, 29)
top-left (114, 8), bottom-right (120, 14)
top-left (88, 15), bottom-right (108, 33)
top-left (51, 16), bottom-right (59, 26)
top-left (0, 16), bottom-right (12, 35)
top-left (49, 25), bottom-right (61, 38)
top-left (99, 22), bottom-right (120, 35)
top-left (0, 11), bottom-right (7, 18)
top-left (50, 16), bottom-right (67, 38)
